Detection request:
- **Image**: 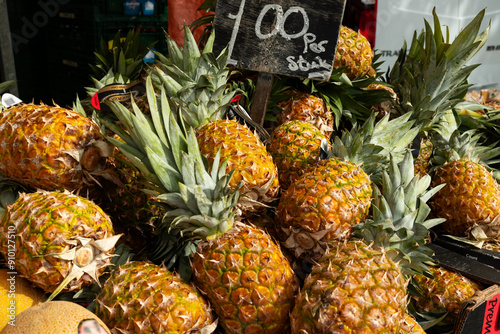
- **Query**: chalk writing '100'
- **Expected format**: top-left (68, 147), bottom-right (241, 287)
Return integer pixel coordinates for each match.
top-left (225, 0), bottom-right (328, 66)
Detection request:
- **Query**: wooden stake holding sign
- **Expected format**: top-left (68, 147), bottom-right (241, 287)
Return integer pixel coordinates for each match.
top-left (213, 0), bottom-right (347, 126)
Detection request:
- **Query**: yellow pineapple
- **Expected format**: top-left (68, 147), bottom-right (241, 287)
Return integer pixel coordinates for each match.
top-left (0, 190), bottom-right (120, 299)
top-left (192, 223), bottom-right (298, 334)
top-left (276, 90), bottom-right (334, 139)
top-left (267, 120), bottom-right (329, 190)
top-left (278, 157), bottom-right (373, 261)
top-left (95, 261), bottom-right (215, 333)
top-left (0, 103), bottom-right (113, 192)
top-left (414, 136), bottom-right (433, 177)
top-left (364, 83), bottom-right (399, 119)
top-left (430, 130), bottom-right (500, 238)
top-left (196, 120), bottom-right (279, 214)
top-left (291, 240), bottom-right (408, 333)
top-left (411, 266), bottom-right (481, 325)
top-left (334, 25), bottom-right (376, 79)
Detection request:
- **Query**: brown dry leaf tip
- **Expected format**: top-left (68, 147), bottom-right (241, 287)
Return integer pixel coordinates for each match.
top-left (46, 233), bottom-right (122, 301)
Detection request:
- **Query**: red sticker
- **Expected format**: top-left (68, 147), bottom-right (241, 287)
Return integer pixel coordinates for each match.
top-left (231, 94), bottom-right (242, 104)
top-left (91, 93), bottom-right (101, 110)
top-left (482, 293), bottom-right (500, 334)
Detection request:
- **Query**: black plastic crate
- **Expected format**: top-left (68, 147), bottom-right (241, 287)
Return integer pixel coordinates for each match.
top-left (46, 47), bottom-right (94, 79)
top-left (55, 1), bottom-right (95, 22)
top-left (46, 21), bottom-right (95, 53)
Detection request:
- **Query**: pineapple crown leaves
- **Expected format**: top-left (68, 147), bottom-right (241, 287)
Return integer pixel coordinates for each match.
top-left (325, 112), bottom-right (420, 185)
top-left (91, 28), bottom-right (153, 82)
top-left (353, 152), bottom-right (446, 277)
top-left (390, 8), bottom-right (489, 130)
top-left (153, 25), bottom-right (236, 129)
top-left (105, 75), bottom-right (240, 241)
top-left (431, 128), bottom-right (500, 176)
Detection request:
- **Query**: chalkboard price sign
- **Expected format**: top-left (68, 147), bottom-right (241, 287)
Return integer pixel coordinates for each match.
top-left (213, 0), bottom-right (347, 81)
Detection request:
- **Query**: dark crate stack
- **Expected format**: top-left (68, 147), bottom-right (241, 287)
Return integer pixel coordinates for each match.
top-left (45, 0), bottom-right (168, 107)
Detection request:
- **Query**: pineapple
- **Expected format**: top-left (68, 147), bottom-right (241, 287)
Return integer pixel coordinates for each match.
top-left (411, 266), bottom-right (481, 325)
top-left (279, 156), bottom-right (373, 261)
top-left (0, 103), bottom-right (113, 192)
top-left (430, 129), bottom-right (500, 238)
top-left (0, 190), bottom-right (120, 299)
top-left (95, 261), bottom-right (216, 333)
top-left (276, 90), bottom-right (334, 139)
top-left (195, 119), bottom-right (280, 213)
top-left (267, 120), bottom-right (329, 190)
top-left (152, 25), bottom-right (279, 215)
top-left (107, 74), bottom-right (299, 334)
top-left (334, 25), bottom-right (376, 79)
top-left (291, 240), bottom-right (408, 333)
top-left (290, 151), bottom-right (444, 333)
top-left (277, 113), bottom-right (419, 261)
top-left (192, 223), bottom-right (298, 334)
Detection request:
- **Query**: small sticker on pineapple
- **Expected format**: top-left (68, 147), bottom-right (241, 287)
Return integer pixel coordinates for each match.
top-left (78, 319), bottom-right (108, 334)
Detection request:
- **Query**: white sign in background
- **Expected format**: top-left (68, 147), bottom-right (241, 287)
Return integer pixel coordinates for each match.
top-left (375, 0), bottom-right (500, 89)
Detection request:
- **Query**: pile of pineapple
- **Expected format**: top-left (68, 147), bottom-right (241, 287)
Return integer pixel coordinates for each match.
top-left (0, 6), bottom-right (499, 334)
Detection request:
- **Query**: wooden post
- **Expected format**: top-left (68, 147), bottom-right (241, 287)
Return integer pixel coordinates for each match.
top-left (249, 72), bottom-right (274, 127)
top-left (0, 0), bottom-right (18, 96)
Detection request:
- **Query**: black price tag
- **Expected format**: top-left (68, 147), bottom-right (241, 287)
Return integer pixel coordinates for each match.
top-left (213, 0), bottom-right (346, 81)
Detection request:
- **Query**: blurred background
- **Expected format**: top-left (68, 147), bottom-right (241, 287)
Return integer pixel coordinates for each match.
top-left (0, 0), bottom-right (498, 108)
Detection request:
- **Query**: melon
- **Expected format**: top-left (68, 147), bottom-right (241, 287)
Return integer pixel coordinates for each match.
top-left (0, 269), bottom-right (45, 331)
top-left (0, 300), bottom-right (111, 334)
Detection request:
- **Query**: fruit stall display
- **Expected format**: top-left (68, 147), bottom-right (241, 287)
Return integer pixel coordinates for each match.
top-left (0, 2), bottom-right (500, 334)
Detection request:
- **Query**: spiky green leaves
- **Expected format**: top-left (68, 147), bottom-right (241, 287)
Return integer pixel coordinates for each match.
top-left (91, 29), bottom-right (153, 82)
top-left (353, 151), bottom-right (445, 277)
top-left (105, 76), bottom-right (239, 242)
top-left (153, 25), bottom-right (236, 128)
top-left (390, 9), bottom-right (489, 129)
top-left (326, 112), bottom-right (419, 185)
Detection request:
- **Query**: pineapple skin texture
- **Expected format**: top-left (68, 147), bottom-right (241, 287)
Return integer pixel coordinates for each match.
top-left (291, 240), bottom-right (407, 334)
top-left (430, 159), bottom-right (500, 236)
top-left (196, 120), bottom-right (280, 211)
top-left (0, 191), bottom-right (114, 293)
top-left (0, 103), bottom-right (106, 191)
top-left (400, 313), bottom-right (426, 334)
top-left (191, 224), bottom-right (299, 334)
top-left (268, 120), bottom-right (329, 190)
top-left (95, 261), bottom-right (214, 334)
top-left (277, 158), bottom-right (372, 261)
top-left (411, 266), bottom-right (481, 324)
top-left (276, 91), bottom-right (334, 139)
top-left (334, 26), bottom-right (375, 79)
